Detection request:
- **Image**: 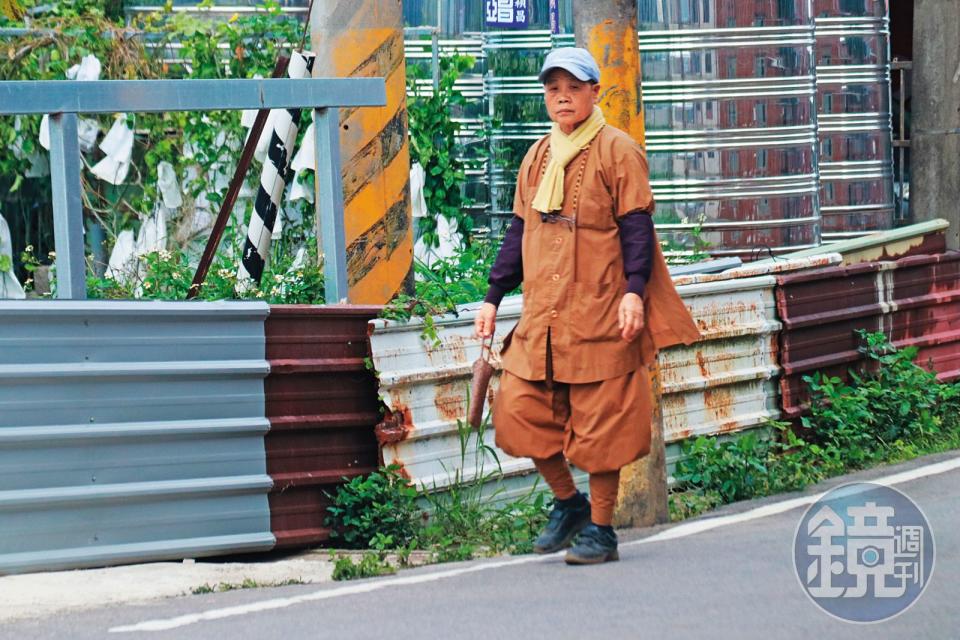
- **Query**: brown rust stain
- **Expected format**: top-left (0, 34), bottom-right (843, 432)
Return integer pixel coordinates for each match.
top-left (374, 402), bottom-right (413, 446)
top-left (434, 381), bottom-right (467, 423)
top-left (695, 350), bottom-right (709, 378)
top-left (447, 334), bottom-right (468, 364)
top-left (704, 386), bottom-right (734, 423)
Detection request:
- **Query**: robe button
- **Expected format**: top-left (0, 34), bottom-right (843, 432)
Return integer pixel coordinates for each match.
top-left (552, 274), bottom-right (560, 281)
top-left (550, 309), bottom-right (558, 318)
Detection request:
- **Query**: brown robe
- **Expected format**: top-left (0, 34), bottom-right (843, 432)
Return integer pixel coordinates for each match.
top-left (500, 125), bottom-right (700, 383)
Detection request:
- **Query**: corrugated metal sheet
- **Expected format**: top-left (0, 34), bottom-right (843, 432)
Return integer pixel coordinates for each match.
top-left (369, 255), bottom-right (841, 495)
top-left (264, 305), bottom-right (381, 548)
top-left (368, 296), bottom-right (580, 502)
top-left (776, 251), bottom-right (960, 421)
top-left (658, 255), bottom-right (843, 477)
top-left (0, 301), bottom-right (274, 575)
top-left (755, 218), bottom-right (949, 267)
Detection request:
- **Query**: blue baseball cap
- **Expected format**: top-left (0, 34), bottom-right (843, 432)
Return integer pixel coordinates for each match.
top-left (538, 47), bottom-right (601, 84)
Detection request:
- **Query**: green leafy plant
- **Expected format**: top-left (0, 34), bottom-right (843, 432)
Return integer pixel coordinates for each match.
top-left (330, 552), bottom-right (396, 581)
top-left (380, 239), bottom-right (503, 345)
top-left (324, 404), bottom-right (550, 567)
top-left (672, 332), bottom-right (960, 520)
top-left (406, 52), bottom-right (480, 249)
top-left (0, 1), bottom-right (307, 291)
top-left (324, 463), bottom-right (422, 551)
top-left (675, 431), bottom-right (775, 503)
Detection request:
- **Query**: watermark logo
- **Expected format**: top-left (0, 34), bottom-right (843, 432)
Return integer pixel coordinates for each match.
top-left (793, 482), bottom-right (935, 623)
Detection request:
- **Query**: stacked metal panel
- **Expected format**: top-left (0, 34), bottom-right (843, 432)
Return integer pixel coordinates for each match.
top-left (637, 0), bottom-right (821, 257)
top-left (368, 256), bottom-right (841, 493)
top-left (263, 306), bottom-right (382, 548)
top-left (776, 251), bottom-right (960, 421)
top-left (0, 301), bottom-right (274, 574)
top-left (813, 0), bottom-right (894, 240)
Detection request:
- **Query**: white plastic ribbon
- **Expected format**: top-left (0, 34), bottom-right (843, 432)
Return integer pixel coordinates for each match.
top-left (106, 229), bottom-right (136, 284)
top-left (90, 115), bottom-right (134, 185)
top-left (0, 213), bottom-right (26, 299)
top-left (156, 161), bottom-right (183, 209)
top-left (40, 54), bottom-right (102, 152)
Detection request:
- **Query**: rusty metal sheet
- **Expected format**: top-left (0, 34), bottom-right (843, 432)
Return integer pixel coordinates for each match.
top-left (889, 252), bottom-right (960, 382)
top-left (369, 256), bottom-right (834, 496)
top-left (775, 251), bottom-right (960, 421)
top-left (671, 253), bottom-right (842, 288)
top-left (757, 218), bottom-right (949, 267)
top-left (264, 305), bottom-right (382, 548)
top-left (368, 296), bottom-right (577, 502)
top-left (660, 276), bottom-right (783, 479)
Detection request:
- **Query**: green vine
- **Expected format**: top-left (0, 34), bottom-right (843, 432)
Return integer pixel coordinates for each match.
top-left (0, 0), bottom-right (312, 297)
top-left (405, 51), bottom-right (480, 250)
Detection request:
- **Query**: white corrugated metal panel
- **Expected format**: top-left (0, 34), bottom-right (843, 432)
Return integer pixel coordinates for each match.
top-left (369, 296), bottom-right (583, 502)
top-left (369, 254), bottom-right (842, 497)
top-left (0, 301), bottom-right (274, 574)
top-left (662, 255), bottom-right (841, 479)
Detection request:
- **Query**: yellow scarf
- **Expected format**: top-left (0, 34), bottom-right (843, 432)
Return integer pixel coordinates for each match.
top-left (531, 105), bottom-right (606, 214)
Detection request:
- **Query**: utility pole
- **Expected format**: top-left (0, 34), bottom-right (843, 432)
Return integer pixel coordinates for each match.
top-left (573, 0), bottom-right (645, 145)
top-left (574, 0), bottom-right (666, 528)
top-left (912, 0), bottom-right (960, 247)
top-left (311, 0), bottom-right (414, 303)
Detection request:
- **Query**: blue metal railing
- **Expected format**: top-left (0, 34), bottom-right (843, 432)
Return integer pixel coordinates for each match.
top-left (0, 77), bottom-right (386, 302)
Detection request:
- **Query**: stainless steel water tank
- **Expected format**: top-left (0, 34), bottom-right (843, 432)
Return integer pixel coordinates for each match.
top-left (638, 0), bottom-right (821, 257)
top-left (814, 0), bottom-right (894, 240)
top-left (484, 30), bottom-right (556, 232)
top-left (405, 35), bottom-right (489, 215)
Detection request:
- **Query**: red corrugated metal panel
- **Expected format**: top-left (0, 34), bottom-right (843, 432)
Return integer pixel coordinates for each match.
top-left (776, 261), bottom-right (884, 419)
top-left (776, 252), bottom-right (960, 420)
top-left (889, 253), bottom-right (960, 381)
top-left (264, 305), bottom-right (383, 548)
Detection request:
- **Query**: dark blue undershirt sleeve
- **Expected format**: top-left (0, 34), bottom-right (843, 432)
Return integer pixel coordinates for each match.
top-left (484, 215), bottom-right (525, 307)
top-left (618, 210), bottom-right (654, 298)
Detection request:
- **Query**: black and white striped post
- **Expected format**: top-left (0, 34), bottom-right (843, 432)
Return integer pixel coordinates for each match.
top-left (237, 51), bottom-right (317, 289)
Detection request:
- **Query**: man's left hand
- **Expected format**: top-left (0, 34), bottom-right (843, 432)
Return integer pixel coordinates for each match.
top-left (618, 293), bottom-right (645, 342)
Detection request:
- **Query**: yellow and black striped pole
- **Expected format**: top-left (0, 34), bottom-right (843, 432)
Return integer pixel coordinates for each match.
top-left (310, 0), bottom-right (413, 304)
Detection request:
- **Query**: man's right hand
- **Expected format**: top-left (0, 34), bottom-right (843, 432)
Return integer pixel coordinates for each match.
top-left (474, 302), bottom-right (497, 339)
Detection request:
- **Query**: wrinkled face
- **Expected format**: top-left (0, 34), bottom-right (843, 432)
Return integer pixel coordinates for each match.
top-left (543, 68), bottom-right (600, 134)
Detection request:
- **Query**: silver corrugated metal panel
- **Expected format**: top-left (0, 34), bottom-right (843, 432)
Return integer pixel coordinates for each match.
top-left (0, 301), bottom-right (274, 574)
top-left (369, 255), bottom-right (840, 497)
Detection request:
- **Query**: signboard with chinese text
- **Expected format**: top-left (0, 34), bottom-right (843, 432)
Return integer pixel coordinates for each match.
top-left (485, 0), bottom-right (529, 29)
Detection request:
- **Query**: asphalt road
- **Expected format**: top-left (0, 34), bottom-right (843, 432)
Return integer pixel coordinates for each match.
top-left (6, 452), bottom-right (960, 640)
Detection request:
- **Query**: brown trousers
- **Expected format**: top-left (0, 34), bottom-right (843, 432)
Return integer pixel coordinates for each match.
top-left (493, 366), bottom-right (653, 474)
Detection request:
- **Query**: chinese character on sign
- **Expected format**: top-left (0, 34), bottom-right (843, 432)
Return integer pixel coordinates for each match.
top-left (549, 0), bottom-right (560, 34)
top-left (486, 0), bottom-right (528, 28)
top-left (794, 483), bottom-right (935, 623)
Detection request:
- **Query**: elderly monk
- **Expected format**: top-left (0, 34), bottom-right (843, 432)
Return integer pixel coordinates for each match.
top-left (474, 47), bottom-right (700, 565)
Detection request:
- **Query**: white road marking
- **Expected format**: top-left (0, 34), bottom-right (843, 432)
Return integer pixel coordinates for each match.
top-left (111, 454), bottom-right (960, 633)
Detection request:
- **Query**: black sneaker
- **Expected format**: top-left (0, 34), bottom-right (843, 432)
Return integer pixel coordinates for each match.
top-left (565, 523), bottom-right (619, 565)
top-left (533, 492), bottom-right (591, 554)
